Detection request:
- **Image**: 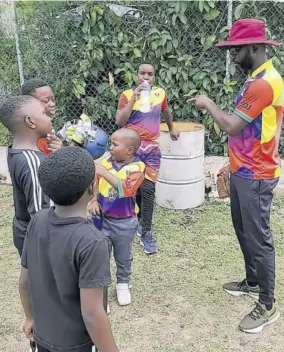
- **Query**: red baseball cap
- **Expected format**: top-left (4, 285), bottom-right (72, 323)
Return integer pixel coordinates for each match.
top-left (216, 18), bottom-right (279, 47)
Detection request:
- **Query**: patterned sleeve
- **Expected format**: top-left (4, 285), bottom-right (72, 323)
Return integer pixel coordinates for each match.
top-left (117, 163), bottom-right (146, 198)
top-left (161, 94), bottom-right (169, 111)
top-left (234, 79), bottom-right (274, 123)
top-left (117, 92), bottom-right (129, 111)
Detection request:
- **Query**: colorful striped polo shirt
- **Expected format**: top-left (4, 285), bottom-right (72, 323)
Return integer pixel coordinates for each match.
top-left (229, 59), bottom-right (284, 179)
top-left (117, 86), bottom-right (168, 142)
top-left (97, 157), bottom-right (145, 218)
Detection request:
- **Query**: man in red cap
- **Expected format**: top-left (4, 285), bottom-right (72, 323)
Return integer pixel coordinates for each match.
top-left (191, 19), bottom-right (284, 333)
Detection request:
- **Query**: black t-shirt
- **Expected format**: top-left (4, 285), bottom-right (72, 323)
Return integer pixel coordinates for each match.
top-left (8, 148), bottom-right (50, 242)
top-left (21, 208), bottom-right (111, 352)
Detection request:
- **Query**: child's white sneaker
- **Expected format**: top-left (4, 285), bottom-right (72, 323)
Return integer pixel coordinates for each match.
top-left (116, 283), bottom-right (131, 306)
top-left (107, 304), bottom-right (110, 314)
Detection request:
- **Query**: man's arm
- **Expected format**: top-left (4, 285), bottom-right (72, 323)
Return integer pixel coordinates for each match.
top-left (81, 288), bottom-right (119, 352)
top-left (115, 94), bottom-right (136, 127)
top-left (161, 96), bottom-right (179, 140)
top-left (115, 84), bottom-right (145, 127)
top-left (193, 78), bottom-right (274, 137)
top-left (162, 108), bottom-right (174, 131)
top-left (202, 100), bottom-right (248, 137)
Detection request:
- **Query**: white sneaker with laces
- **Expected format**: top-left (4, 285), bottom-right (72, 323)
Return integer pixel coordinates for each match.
top-left (116, 283), bottom-right (131, 306)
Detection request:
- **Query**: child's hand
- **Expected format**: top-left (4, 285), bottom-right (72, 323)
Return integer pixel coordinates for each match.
top-left (88, 199), bottom-right (101, 216)
top-left (133, 82), bottom-right (147, 101)
top-left (95, 164), bottom-right (108, 178)
top-left (23, 317), bottom-right (34, 341)
top-left (46, 134), bottom-right (62, 152)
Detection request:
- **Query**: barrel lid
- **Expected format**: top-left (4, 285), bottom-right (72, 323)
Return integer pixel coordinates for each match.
top-left (160, 122), bottom-right (204, 132)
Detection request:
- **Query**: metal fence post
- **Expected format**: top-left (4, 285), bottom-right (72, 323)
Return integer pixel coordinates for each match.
top-left (11, 0), bottom-right (24, 86)
top-left (225, 0), bottom-right (233, 81)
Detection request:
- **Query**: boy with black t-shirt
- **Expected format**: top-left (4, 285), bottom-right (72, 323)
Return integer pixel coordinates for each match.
top-left (0, 95), bottom-right (61, 256)
top-left (19, 147), bottom-right (119, 352)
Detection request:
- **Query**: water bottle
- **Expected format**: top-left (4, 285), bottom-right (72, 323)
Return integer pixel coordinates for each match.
top-left (139, 80), bottom-right (151, 113)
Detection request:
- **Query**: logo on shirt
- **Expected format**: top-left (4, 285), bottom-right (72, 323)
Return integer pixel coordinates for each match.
top-left (108, 187), bottom-right (118, 201)
top-left (239, 101), bottom-right (252, 111)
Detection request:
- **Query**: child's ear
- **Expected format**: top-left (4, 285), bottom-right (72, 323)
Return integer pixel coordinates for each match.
top-left (128, 146), bottom-right (135, 155)
top-left (24, 115), bottom-right (36, 129)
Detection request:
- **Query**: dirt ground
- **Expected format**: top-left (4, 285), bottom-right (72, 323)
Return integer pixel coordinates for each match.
top-left (0, 185), bottom-right (284, 352)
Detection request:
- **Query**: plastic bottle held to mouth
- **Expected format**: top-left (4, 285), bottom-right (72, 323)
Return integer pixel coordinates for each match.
top-left (139, 80), bottom-right (151, 113)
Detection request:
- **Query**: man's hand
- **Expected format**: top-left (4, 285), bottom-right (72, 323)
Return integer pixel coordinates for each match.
top-left (133, 82), bottom-right (148, 101)
top-left (23, 317), bottom-right (34, 341)
top-left (46, 134), bottom-right (62, 152)
top-left (188, 95), bottom-right (213, 111)
top-left (95, 164), bottom-right (108, 178)
top-left (88, 199), bottom-right (101, 216)
top-left (169, 127), bottom-right (180, 141)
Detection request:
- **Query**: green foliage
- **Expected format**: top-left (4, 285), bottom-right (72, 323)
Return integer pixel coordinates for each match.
top-left (16, 0), bottom-right (84, 130)
top-left (0, 124), bottom-right (12, 146)
top-left (1, 1), bottom-right (284, 154)
top-left (0, 5), bottom-right (19, 145)
top-left (74, 1), bottom-right (237, 155)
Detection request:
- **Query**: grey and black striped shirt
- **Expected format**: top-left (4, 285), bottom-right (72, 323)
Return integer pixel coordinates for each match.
top-left (8, 147), bottom-right (50, 254)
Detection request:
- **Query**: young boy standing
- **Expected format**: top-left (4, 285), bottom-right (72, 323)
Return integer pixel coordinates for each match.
top-left (21, 78), bottom-right (56, 118)
top-left (21, 78), bottom-right (59, 155)
top-left (19, 147), bottom-right (119, 352)
top-left (116, 63), bottom-right (179, 255)
top-left (0, 95), bottom-right (59, 256)
top-left (90, 128), bottom-right (145, 306)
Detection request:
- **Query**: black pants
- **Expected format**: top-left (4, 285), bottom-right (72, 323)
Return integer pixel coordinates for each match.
top-left (230, 174), bottom-right (278, 306)
top-left (136, 179), bottom-right (156, 236)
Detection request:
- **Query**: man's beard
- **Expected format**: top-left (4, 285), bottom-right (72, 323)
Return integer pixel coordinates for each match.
top-left (239, 54), bottom-right (254, 71)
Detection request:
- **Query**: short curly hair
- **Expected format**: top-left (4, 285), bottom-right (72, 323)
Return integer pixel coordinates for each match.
top-left (0, 95), bottom-right (36, 133)
top-left (38, 147), bottom-right (95, 206)
top-left (21, 78), bottom-right (49, 96)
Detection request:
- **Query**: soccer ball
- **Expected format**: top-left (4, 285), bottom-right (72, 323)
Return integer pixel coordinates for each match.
top-left (57, 113), bottom-right (109, 160)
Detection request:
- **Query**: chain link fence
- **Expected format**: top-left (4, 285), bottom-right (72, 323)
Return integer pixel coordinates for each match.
top-left (1, 1), bottom-right (284, 155)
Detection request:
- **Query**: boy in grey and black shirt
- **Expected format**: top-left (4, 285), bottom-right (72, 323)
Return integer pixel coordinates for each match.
top-left (20, 147), bottom-right (119, 352)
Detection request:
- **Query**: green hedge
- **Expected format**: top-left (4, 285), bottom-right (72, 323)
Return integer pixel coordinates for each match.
top-left (1, 0), bottom-right (284, 157)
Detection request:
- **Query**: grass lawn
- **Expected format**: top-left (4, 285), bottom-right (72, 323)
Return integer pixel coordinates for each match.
top-left (0, 184), bottom-right (284, 352)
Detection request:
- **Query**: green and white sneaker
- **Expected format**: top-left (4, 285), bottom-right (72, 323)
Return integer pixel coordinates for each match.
top-left (223, 279), bottom-right (259, 297)
top-left (239, 302), bottom-right (280, 333)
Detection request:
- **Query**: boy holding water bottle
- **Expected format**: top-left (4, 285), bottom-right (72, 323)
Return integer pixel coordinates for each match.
top-left (115, 63), bottom-right (179, 255)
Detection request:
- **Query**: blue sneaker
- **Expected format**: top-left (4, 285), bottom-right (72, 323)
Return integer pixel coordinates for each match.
top-left (137, 220), bottom-right (142, 237)
top-left (140, 231), bottom-right (158, 254)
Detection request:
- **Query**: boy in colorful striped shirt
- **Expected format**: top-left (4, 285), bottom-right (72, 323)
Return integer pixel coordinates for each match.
top-left (116, 63), bottom-right (179, 255)
top-left (90, 128), bottom-right (145, 306)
